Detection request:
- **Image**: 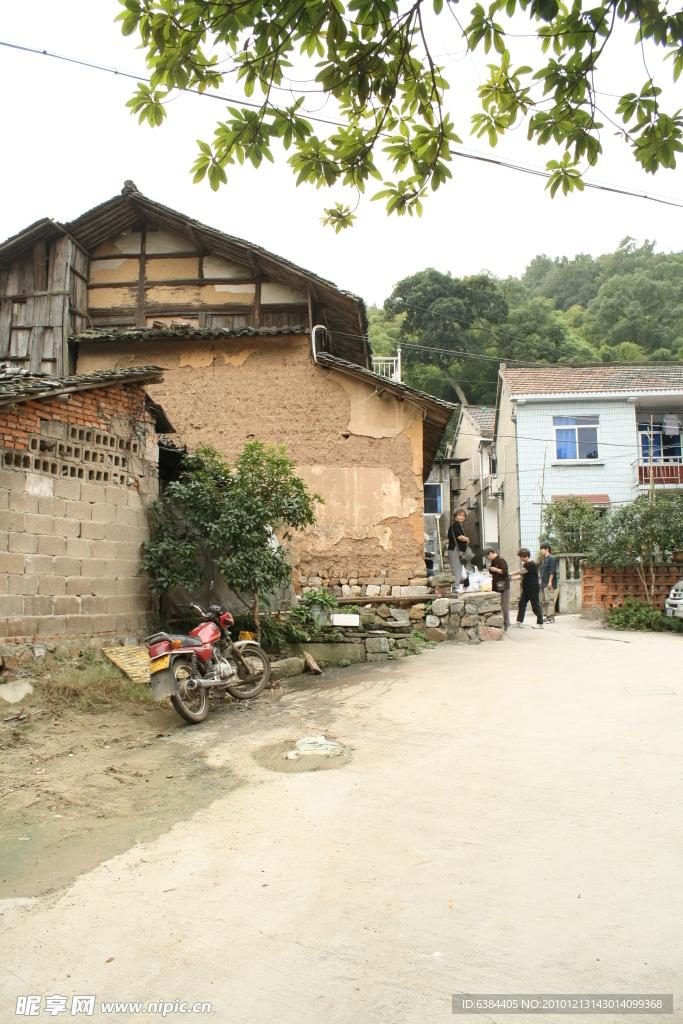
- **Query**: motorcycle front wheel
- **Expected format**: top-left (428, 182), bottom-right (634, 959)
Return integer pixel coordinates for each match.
top-left (226, 644), bottom-right (271, 700)
top-left (169, 657), bottom-right (209, 724)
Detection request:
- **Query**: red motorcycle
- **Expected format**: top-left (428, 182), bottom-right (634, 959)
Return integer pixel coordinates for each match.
top-left (147, 602), bottom-right (271, 724)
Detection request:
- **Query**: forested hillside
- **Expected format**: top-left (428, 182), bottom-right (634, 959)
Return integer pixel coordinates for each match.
top-left (369, 239), bottom-right (683, 407)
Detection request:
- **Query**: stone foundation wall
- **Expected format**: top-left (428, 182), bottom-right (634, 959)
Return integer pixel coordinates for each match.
top-left (361, 591), bottom-right (504, 643)
top-left (298, 567), bottom-right (429, 598)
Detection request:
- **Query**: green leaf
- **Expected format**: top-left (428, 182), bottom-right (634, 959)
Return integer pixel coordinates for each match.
top-left (116, 0), bottom-right (683, 225)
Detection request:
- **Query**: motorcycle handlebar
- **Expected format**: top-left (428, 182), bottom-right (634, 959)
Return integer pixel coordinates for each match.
top-left (181, 602), bottom-right (223, 621)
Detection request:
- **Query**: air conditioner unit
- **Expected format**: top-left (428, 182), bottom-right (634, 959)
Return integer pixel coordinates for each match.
top-left (490, 478), bottom-right (504, 497)
top-left (467, 496), bottom-right (478, 510)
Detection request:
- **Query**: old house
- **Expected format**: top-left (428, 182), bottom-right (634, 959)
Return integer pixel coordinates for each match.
top-left (0, 365), bottom-right (168, 640)
top-left (0, 184), bottom-right (455, 633)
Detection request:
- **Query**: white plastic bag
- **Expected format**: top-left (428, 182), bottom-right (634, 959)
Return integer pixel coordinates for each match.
top-left (467, 569), bottom-right (483, 592)
top-left (480, 570), bottom-right (493, 592)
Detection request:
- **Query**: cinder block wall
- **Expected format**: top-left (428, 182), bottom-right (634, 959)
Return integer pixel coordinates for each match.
top-left (0, 383), bottom-right (157, 641)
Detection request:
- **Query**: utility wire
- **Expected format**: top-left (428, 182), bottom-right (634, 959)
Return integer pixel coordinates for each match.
top-left (3, 38), bottom-right (683, 210)
top-left (374, 295), bottom-right (683, 363)
top-left (0, 38), bottom-right (343, 128)
top-left (361, 331), bottom-right (683, 369)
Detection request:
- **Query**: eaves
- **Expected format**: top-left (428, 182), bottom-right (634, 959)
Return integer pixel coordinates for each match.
top-left (512, 390), bottom-right (683, 403)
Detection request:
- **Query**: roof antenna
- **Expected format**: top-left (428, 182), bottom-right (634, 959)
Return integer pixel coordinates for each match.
top-left (121, 180), bottom-right (139, 194)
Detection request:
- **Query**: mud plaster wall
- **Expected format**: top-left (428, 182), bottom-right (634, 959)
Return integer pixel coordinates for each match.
top-left (76, 338), bottom-right (427, 580)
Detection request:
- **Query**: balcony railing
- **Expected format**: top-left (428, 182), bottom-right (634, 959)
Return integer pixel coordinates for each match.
top-left (371, 352), bottom-right (401, 382)
top-left (635, 457), bottom-right (683, 485)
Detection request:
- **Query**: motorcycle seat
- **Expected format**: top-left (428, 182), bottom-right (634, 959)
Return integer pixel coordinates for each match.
top-left (171, 634), bottom-right (205, 648)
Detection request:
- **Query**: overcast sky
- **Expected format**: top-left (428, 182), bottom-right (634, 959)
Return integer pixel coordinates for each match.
top-left (1, 1), bottom-right (682, 305)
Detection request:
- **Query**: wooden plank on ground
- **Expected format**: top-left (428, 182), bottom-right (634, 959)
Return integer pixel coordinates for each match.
top-left (104, 646), bottom-right (151, 683)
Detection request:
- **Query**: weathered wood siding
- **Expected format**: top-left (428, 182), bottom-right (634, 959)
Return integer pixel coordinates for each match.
top-left (1, 224), bottom-right (311, 375)
top-left (0, 238), bottom-right (88, 375)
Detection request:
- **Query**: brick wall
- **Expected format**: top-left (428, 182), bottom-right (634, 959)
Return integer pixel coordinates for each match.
top-left (0, 383), bottom-right (157, 641)
top-left (582, 564), bottom-right (682, 612)
top-left (1, 385), bottom-right (151, 450)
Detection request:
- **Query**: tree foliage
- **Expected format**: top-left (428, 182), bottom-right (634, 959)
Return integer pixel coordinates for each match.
top-left (585, 493), bottom-right (683, 607)
top-left (383, 268), bottom-right (509, 404)
top-left (542, 496), bottom-right (601, 553)
top-left (371, 239), bottom-right (683, 405)
top-left (118, 0), bottom-right (683, 226)
top-left (366, 305), bottom-right (406, 355)
top-left (140, 442), bottom-right (320, 633)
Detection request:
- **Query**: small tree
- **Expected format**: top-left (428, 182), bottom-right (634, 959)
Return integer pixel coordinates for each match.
top-left (542, 496), bottom-right (601, 554)
top-left (586, 493), bottom-right (683, 608)
top-left (140, 442), bottom-right (321, 636)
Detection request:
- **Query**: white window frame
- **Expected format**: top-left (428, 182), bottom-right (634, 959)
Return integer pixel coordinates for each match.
top-left (553, 415), bottom-right (601, 463)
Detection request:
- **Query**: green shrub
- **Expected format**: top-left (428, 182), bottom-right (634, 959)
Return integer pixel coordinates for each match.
top-left (232, 611), bottom-right (311, 652)
top-left (605, 598), bottom-right (683, 633)
top-left (300, 589), bottom-right (339, 611)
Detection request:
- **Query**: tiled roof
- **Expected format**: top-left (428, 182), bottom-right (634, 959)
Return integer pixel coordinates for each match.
top-left (464, 405), bottom-right (495, 436)
top-left (502, 364), bottom-right (683, 396)
top-left (72, 325), bottom-right (309, 344)
top-left (552, 494), bottom-right (611, 505)
top-left (0, 365), bottom-right (164, 406)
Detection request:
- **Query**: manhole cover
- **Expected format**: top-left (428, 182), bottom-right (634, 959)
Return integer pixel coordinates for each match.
top-left (254, 736), bottom-right (352, 773)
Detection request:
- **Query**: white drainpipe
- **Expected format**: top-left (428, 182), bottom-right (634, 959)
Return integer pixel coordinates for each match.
top-left (311, 324), bottom-right (328, 364)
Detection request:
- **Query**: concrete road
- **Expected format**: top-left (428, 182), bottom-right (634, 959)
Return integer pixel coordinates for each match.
top-left (1, 617), bottom-right (682, 1023)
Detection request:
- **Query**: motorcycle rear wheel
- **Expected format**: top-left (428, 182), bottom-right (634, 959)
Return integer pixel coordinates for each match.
top-left (169, 658), bottom-right (209, 724)
top-left (226, 644), bottom-right (271, 700)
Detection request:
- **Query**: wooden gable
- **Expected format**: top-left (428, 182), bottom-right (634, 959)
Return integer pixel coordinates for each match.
top-left (0, 183), bottom-right (368, 374)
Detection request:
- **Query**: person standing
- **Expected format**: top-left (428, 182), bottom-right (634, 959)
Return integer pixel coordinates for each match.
top-left (540, 541), bottom-right (558, 623)
top-left (447, 509), bottom-right (469, 589)
top-left (484, 547), bottom-right (510, 630)
top-left (510, 548), bottom-right (544, 628)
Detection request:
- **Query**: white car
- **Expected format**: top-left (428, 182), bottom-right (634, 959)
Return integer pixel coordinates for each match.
top-left (665, 580), bottom-right (683, 618)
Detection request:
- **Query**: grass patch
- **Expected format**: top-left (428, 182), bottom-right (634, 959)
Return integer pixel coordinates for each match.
top-left (30, 650), bottom-right (154, 709)
top-left (605, 598), bottom-right (683, 634)
top-left (411, 630), bottom-right (435, 649)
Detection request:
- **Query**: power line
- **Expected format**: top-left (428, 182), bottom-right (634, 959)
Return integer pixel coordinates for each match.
top-left (363, 331), bottom-right (683, 369)
top-left (3, 38), bottom-right (683, 210)
top-left (356, 330), bottom-right (567, 366)
top-left (0, 39), bottom-right (343, 128)
top-left (386, 297), bottom-right (683, 364)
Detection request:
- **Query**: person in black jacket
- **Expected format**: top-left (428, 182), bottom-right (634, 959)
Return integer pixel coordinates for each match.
top-left (484, 547), bottom-right (510, 629)
top-left (510, 548), bottom-right (544, 627)
top-left (447, 509), bottom-right (469, 588)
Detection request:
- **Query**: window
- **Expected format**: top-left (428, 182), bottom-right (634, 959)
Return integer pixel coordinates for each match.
top-left (638, 420), bottom-right (682, 462)
top-left (554, 416), bottom-right (599, 460)
top-left (424, 483), bottom-right (442, 514)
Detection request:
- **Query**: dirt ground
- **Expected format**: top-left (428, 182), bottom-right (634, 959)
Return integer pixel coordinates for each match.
top-left (0, 653), bottom-right (360, 900)
top-left (1, 617), bottom-right (682, 1024)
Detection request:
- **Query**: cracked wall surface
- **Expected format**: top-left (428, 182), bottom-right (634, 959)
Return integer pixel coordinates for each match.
top-left (77, 337), bottom-right (426, 580)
